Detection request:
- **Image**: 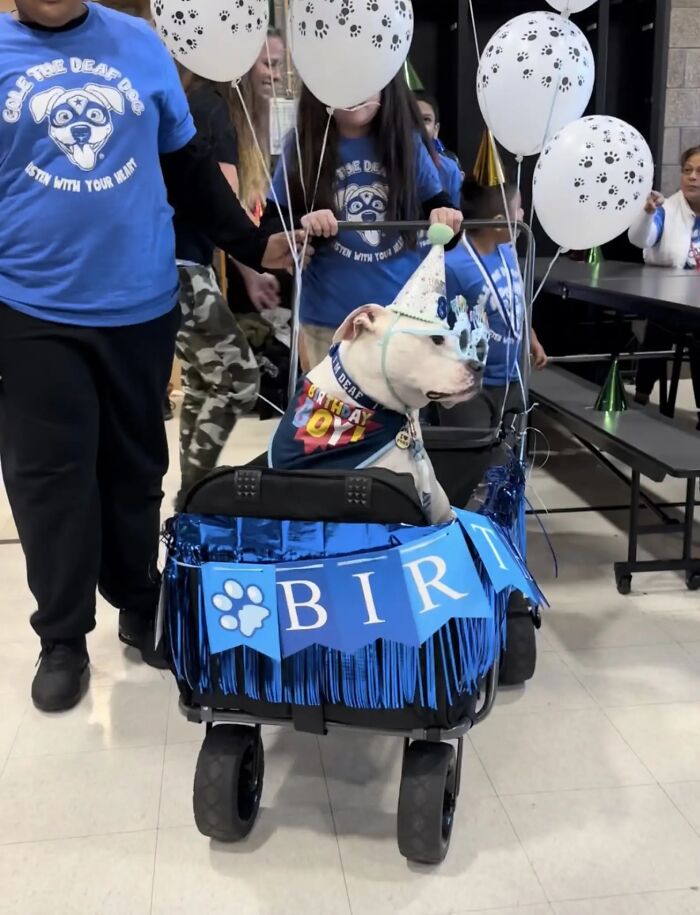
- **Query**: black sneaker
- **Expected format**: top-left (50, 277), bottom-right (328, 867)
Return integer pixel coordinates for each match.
top-left (118, 609), bottom-right (169, 670)
top-left (32, 638), bottom-right (90, 712)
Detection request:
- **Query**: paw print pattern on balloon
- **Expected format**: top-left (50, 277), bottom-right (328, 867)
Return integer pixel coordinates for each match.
top-left (596, 173), bottom-right (608, 184)
top-left (624, 170), bottom-right (638, 184)
top-left (517, 51), bottom-right (529, 62)
top-left (315, 18), bottom-right (329, 37)
top-left (597, 200), bottom-right (608, 210)
top-left (367, 0), bottom-right (379, 9)
top-left (579, 194), bottom-right (589, 203)
top-left (211, 580), bottom-right (271, 637)
top-left (390, 32), bottom-right (400, 49)
top-left (522, 68), bottom-right (534, 79)
top-left (541, 43), bottom-right (554, 56)
top-left (605, 152), bottom-right (620, 164)
top-left (299, 19), bottom-right (307, 34)
top-left (574, 177), bottom-right (585, 187)
top-left (372, 32), bottom-right (383, 46)
top-left (579, 155), bottom-right (593, 168)
top-left (349, 22), bottom-right (362, 37)
top-left (381, 14), bottom-right (390, 26)
top-left (615, 198), bottom-right (628, 211)
top-left (395, 0), bottom-right (410, 17)
top-left (523, 28), bottom-right (538, 41)
top-left (219, 9), bottom-right (229, 21)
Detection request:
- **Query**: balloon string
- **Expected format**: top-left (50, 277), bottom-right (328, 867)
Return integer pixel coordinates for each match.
top-left (288, 110), bottom-right (333, 400)
top-left (532, 247), bottom-right (563, 305)
top-left (233, 79), bottom-right (299, 271)
top-left (468, 0), bottom-right (528, 430)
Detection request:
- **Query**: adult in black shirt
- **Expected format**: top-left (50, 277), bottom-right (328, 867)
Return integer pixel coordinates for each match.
top-left (173, 78), bottom-right (278, 508)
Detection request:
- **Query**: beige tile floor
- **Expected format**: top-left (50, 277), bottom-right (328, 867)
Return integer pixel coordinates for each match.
top-left (0, 384), bottom-right (699, 915)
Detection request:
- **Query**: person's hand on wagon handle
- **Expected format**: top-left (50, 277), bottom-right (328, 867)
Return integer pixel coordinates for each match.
top-left (300, 209), bottom-right (339, 238)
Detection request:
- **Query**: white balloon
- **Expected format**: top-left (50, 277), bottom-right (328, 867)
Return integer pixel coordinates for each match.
top-left (533, 116), bottom-right (654, 250)
top-left (547, 0), bottom-right (598, 14)
top-left (152, 0), bottom-right (269, 83)
top-left (288, 0), bottom-right (414, 110)
top-left (476, 11), bottom-right (594, 158)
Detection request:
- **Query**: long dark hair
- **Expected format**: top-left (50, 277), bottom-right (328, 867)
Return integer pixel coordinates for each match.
top-left (286, 74), bottom-right (437, 237)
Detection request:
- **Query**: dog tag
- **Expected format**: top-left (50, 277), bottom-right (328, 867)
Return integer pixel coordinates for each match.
top-left (395, 427), bottom-right (412, 450)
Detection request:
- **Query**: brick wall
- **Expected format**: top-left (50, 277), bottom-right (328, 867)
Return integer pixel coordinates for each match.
top-left (662, 0), bottom-right (700, 193)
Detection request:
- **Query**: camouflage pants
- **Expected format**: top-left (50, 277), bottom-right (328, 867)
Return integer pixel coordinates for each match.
top-left (176, 265), bottom-right (259, 505)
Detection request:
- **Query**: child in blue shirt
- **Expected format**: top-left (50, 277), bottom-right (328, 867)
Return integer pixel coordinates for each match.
top-left (445, 180), bottom-right (547, 427)
top-left (263, 74), bottom-right (462, 369)
top-left (414, 90), bottom-right (464, 207)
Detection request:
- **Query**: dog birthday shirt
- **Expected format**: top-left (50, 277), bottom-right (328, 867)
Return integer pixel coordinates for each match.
top-left (269, 350), bottom-right (407, 471)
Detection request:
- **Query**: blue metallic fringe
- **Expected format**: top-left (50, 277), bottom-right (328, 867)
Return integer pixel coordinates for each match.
top-left (163, 458), bottom-right (528, 711)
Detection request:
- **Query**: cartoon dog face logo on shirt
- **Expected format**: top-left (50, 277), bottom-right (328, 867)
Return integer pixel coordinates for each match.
top-left (29, 83), bottom-right (125, 172)
top-left (339, 183), bottom-right (389, 248)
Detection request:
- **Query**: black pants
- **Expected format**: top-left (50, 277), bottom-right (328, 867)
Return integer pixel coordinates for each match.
top-left (0, 303), bottom-right (180, 641)
top-left (636, 321), bottom-right (700, 410)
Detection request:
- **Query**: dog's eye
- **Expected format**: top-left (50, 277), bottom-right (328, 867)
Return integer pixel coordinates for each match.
top-left (86, 108), bottom-right (107, 125)
top-left (430, 335), bottom-right (445, 346)
top-left (54, 110), bottom-right (72, 126)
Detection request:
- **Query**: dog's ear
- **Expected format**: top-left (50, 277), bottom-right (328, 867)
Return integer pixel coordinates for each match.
top-left (332, 305), bottom-right (384, 344)
top-left (84, 83), bottom-right (125, 115)
top-left (29, 87), bottom-right (66, 124)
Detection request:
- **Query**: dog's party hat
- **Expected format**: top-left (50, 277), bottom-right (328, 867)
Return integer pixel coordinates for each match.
top-left (388, 225), bottom-right (455, 328)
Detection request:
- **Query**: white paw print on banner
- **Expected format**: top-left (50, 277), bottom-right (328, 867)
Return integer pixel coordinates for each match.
top-left (211, 580), bottom-right (271, 636)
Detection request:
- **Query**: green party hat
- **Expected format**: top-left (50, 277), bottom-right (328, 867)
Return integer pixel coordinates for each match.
top-left (594, 357), bottom-right (628, 413)
top-left (404, 59), bottom-right (424, 91)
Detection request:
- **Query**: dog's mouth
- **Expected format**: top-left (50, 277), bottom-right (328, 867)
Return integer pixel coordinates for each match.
top-left (426, 386), bottom-right (475, 401)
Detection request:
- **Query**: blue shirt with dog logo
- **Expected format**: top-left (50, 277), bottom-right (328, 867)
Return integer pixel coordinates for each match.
top-left (445, 241), bottom-right (524, 386)
top-left (269, 133), bottom-right (443, 330)
top-left (0, 4), bottom-right (195, 325)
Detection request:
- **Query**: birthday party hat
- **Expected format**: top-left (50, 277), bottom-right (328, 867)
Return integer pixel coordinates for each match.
top-left (472, 130), bottom-right (506, 187)
top-left (404, 59), bottom-right (424, 91)
top-left (387, 225), bottom-right (454, 328)
top-left (594, 357), bottom-right (628, 412)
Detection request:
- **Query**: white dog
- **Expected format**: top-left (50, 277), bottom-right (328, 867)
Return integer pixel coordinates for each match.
top-left (30, 83), bottom-right (125, 172)
top-left (269, 242), bottom-right (488, 524)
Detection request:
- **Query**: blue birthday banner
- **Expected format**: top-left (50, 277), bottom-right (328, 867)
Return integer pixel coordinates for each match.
top-left (199, 516), bottom-right (543, 661)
